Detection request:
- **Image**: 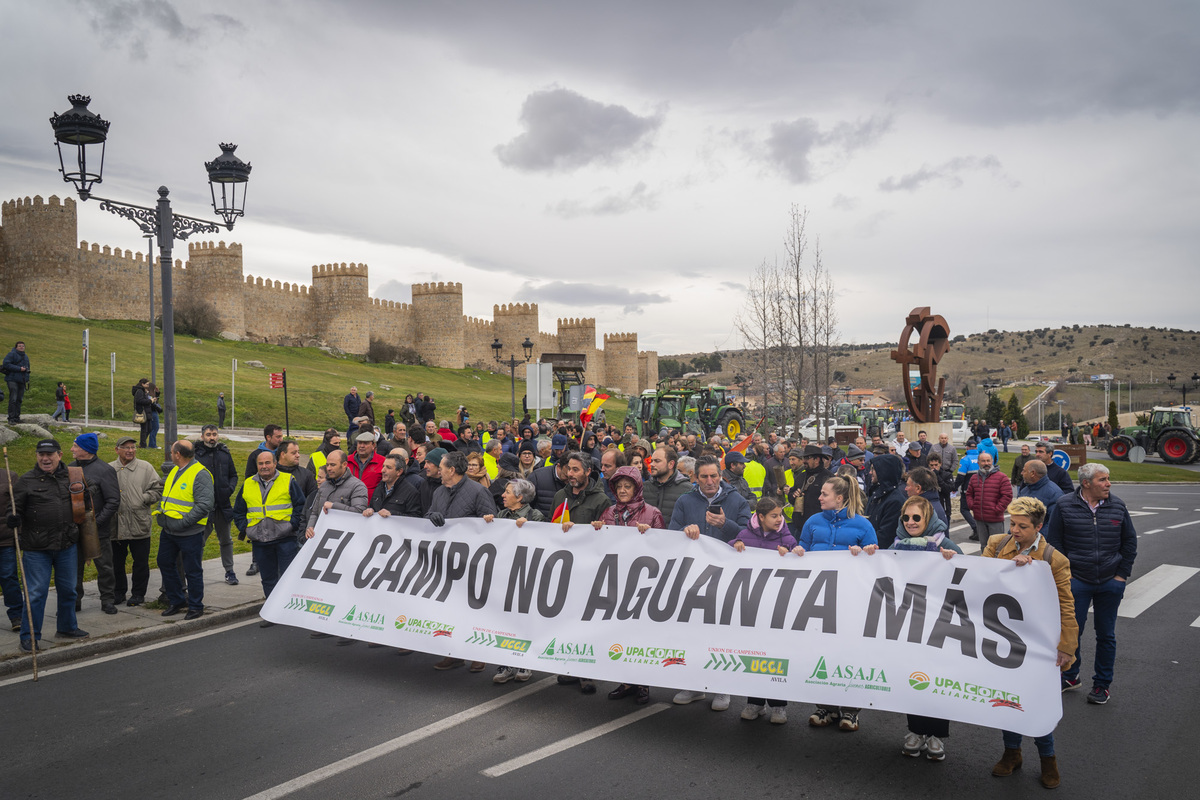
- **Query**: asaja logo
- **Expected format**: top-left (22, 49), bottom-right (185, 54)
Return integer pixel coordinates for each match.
top-left (393, 614), bottom-right (454, 637)
top-left (909, 672), bottom-right (931, 691)
top-left (337, 604), bottom-right (386, 630)
top-left (283, 596), bottom-right (334, 617)
top-left (608, 643), bottom-right (686, 667)
top-left (805, 656), bottom-right (890, 692)
top-left (538, 638), bottom-right (597, 664)
top-left (608, 644), bottom-right (624, 661)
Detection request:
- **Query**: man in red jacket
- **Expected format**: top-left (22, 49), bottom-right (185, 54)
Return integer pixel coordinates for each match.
top-left (966, 452), bottom-right (1012, 542)
top-left (348, 431), bottom-right (385, 497)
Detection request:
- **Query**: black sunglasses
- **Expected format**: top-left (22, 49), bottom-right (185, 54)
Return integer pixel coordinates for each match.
top-left (901, 514), bottom-right (923, 523)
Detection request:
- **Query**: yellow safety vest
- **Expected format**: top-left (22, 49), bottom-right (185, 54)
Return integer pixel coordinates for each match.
top-left (241, 471), bottom-right (294, 527)
top-left (158, 461), bottom-right (212, 527)
top-left (483, 452), bottom-right (499, 480)
top-left (783, 469), bottom-right (796, 520)
top-left (743, 460), bottom-right (766, 500)
top-left (309, 450), bottom-right (327, 473)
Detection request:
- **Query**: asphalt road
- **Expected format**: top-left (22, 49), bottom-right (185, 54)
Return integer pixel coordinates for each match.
top-left (3, 484), bottom-right (1197, 800)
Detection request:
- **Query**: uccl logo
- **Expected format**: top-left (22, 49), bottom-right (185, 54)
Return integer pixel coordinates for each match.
top-left (909, 672), bottom-right (931, 691)
top-left (746, 658), bottom-right (789, 676)
top-left (608, 644), bottom-right (624, 661)
top-left (284, 596), bottom-right (333, 617)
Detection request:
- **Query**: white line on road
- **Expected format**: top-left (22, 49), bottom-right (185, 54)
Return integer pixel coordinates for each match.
top-left (481, 702), bottom-right (671, 778)
top-left (1192, 615), bottom-right (1200, 629)
top-left (0, 618), bottom-right (260, 689)
top-left (1147, 491), bottom-right (1200, 495)
top-left (949, 524), bottom-right (970, 532)
top-left (1118, 565), bottom-right (1200, 619)
top-left (1141, 529), bottom-right (1164, 536)
top-left (242, 677), bottom-right (556, 799)
top-left (1142, 507), bottom-right (1179, 511)
top-left (959, 542), bottom-right (981, 555)
top-left (1168, 520), bottom-right (1200, 529)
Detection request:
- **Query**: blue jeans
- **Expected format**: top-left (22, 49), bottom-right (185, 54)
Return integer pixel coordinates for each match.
top-left (148, 411), bottom-right (160, 449)
top-left (1063, 576), bottom-right (1125, 688)
top-left (19, 545), bottom-right (79, 642)
top-left (157, 532), bottom-right (205, 611)
top-left (251, 537), bottom-right (300, 599)
top-left (52, 401), bottom-right (66, 420)
top-left (1, 545), bottom-right (24, 623)
top-left (1003, 729), bottom-right (1054, 757)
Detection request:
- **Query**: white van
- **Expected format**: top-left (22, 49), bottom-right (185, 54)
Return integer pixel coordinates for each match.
top-left (950, 419), bottom-right (970, 446)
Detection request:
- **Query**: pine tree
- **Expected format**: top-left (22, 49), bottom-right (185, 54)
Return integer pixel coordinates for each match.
top-left (985, 393), bottom-right (1005, 427)
top-left (1005, 393), bottom-right (1029, 438)
top-left (1108, 401), bottom-right (1119, 431)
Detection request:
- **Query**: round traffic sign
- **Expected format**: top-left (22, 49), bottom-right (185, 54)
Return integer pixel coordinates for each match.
top-left (1129, 446), bottom-right (1146, 464)
top-left (1052, 449), bottom-right (1071, 471)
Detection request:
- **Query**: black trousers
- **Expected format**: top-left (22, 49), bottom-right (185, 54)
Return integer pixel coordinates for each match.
top-left (111, 538), bottom-right (152, 599)
top-left (218, 407), bottom-right (226, 428)
top-left (6, 381), bottom-right (24, 422)
top-left (907, 714), bottom-right (950, 737)
top-left (77, 535), bottom-right (116, 605)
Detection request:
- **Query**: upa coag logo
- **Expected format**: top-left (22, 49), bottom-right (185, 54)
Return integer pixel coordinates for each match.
top-left (608, 643), bottom-right (686, 666)
top-left (909, 672), bottom-right (931, 691)
top-left (394, 614), bottom-right (454, 637)
top-left (394, 615), bottom-right (407, 630)
top-left (924, 674), bottom-right (1023, 710)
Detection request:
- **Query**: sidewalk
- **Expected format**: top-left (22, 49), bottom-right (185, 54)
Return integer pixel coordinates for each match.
top-left (0, 550), bottom-right (267, 677)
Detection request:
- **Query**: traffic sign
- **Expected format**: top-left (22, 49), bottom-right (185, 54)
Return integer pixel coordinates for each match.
top-left (1052, 449), bottom-right (1071, 471)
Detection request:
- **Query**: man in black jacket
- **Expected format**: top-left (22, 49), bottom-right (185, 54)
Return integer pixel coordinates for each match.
top-left (1045, 463), bottom-right (1137, 705)
top-left (1035, 442), bottom-right (1075, 495)
top-left (69, 433), bottom-right (121, 614)
top-left (865, 454), bottom-right (907, 550)
top-left (644, 446), bottom-right (690, 523)
top-left (8, 439), bottom-right (89, 651)
top-left (276, 438), bottom-right (320, 528)
top-left (529, 458), bottom-right (569, 517)
top-left (196, 425), bottom-right (241, 585)
top-left (364, 453), bottom-right (422, 519)
top-left (793, 444), bottom-right (832, 529)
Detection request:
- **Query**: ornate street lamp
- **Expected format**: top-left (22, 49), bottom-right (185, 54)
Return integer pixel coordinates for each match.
top-left (493, 337), bottom-right (534, 419)
top-left (50, 94), bottom-right (251, 471)
top-left (1166, 372), bottom-right (1200, 409)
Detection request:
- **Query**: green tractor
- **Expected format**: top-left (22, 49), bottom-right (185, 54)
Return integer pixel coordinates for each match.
top-left (627, 379), bottom-right (745, 441)
top-left (1107, 407), bottom-right (1200, 464)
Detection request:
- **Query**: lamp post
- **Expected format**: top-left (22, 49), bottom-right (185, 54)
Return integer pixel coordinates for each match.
top-left (492, 337), bottom-right (534, 419)
top-left (50, 95), bottom-right (250, 471)
top-left (1166, 372), bottom-right (1200, 410)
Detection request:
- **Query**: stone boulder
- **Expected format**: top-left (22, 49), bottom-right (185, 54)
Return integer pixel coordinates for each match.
top-left (0, 426), bottom-right (18, 446)
top-left (245, 360), bottom-right (266, 369)
top-left (12, 423), bottom-right (53, 439)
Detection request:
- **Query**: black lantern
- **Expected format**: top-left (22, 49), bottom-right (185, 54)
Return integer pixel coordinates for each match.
top-left (521, 337), bottom-right (534, 359)
top-left (49, 95), bottom-right (110, 199)
top-left (491, 338), bottom-right (503, 358)
top-left (205, 143), bottom-right (252, 229)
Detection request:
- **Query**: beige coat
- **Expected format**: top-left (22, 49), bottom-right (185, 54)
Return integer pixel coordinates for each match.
top-left (109, 456), bottom-right (164, 540)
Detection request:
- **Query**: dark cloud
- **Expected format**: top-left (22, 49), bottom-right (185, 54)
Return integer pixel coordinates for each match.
top-left (516, 280), bottom-right (668, 314)
top-left (495, 88), bottom-right (663, 173)
top-left (760, 114), bottom-right (891, 183)
top-left (546, 182), bottom-right (659, 218)
top-left (75, 0), bottom-right (243, 59)
top-left (878, 155), bottom-right (1005, 192)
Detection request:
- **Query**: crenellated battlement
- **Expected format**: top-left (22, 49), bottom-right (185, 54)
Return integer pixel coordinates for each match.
top-left (2, 194), bottom-right (74, 216)
top-left (311, 262), bottom-right (369, 278)
top-left (494, 302), bottom-right (537, 316)
top-left (370, 297), bottom-right (410, 311)
top-left (604, 332), bottom-right (638, 344)
top-left (557, 317), bottom-right (596, 329)
top-left (189, 240), bottom-right (243, 255)
top-left (412, 280), bottom-right (463, 297)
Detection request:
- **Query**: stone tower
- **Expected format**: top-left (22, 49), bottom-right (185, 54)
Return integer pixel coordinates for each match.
top-left (310, 263), bottom-right (370, 353)
top-left (603, 332), bottom-right (639, 396)
top-left (0, 195), bottom-right (79, 316)
top-left (187, 241), bottom-right (246, 336)
top-left (638, 351), bottom-right (659, 393)
top-left (557, 317), bottom-right (603, 386)
top-left (412, 282), bottom-right (465, 368)
top-left (494, 302), bottom-right (541, 378)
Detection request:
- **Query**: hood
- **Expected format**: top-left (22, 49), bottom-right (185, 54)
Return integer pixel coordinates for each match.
top-left (870, 454), bottom-right (905, 491)
top-left (607, 465), bottom-right (645, 503)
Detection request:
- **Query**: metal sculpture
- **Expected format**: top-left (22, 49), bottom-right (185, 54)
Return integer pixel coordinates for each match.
top-left (890, 307), bottom-right (950, 423)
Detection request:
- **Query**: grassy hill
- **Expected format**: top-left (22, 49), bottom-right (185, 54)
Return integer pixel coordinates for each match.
top-left (0, 306), bottom-right (627, 431)
top-left (667, 322), bottom-right (1200, 424)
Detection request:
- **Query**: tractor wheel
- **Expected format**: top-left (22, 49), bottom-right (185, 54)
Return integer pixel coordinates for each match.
top-left (717, 410), bottom-right (743, 440)
top-left (1107, 436), bottom-right (1133, 461)
top-left (1156, 429), bottom-right (1197, 465)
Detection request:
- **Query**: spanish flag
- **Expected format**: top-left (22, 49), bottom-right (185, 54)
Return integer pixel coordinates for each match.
top-left (551, 500), bottom-right (571, 524)
top-left (579, 392), bottom-right (610, 427)
top-left (720, 414), bottom-right (767, 469)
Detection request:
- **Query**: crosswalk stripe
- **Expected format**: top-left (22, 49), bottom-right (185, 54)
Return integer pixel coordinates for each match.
top-left (482, 703), bottom-right (671, 777)
top-left (1167, 520), bottom-right (1200, 529)
top-left (959, 542), bottom-right (981, 555)
top-left (1192, 615), bottom-right (1200, 629)
top-left (1142, 507), bottom-right (1179, 511)
top-left (949, 524), bottom-right (970, 532)
top-left (1141, 529), bottom-right (1164, 536)
top-left (1118, 565), bottom-right (1200, 619)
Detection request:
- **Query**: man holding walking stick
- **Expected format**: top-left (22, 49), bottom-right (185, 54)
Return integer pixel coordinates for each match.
top-left (6, 439), bottom-right (90, 653)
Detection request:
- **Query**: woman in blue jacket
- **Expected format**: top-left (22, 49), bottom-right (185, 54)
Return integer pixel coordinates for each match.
top-left (795, 475), bottom-right (877, 732)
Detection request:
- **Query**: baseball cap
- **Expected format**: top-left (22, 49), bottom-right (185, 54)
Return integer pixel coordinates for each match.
top-left (116, 435), bottom-right (138, 447)
top-left (36, 438), bottom-right (62, 453)
top-left (551, 434), bottom-right (568, 450)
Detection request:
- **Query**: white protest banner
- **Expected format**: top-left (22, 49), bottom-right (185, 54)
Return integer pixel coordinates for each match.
top-left (262, 511), bottom-right (1064, 736)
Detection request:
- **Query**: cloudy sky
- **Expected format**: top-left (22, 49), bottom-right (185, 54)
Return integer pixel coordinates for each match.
top-left (2, 0), bottom-right (1197, 354)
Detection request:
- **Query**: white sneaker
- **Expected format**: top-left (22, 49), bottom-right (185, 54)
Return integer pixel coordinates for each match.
top-left (903, 732), bottom-right (927, 757)
top-left (710, 693), bottom-right (730, 711)
top-left (493, 666), bottom-right (517, 684)
top-left (673, 690), bottom-right (707, 705)
top-left (515, 669), bottom-right (532, 682)
top-left (925, 735), bottom-right (946, 761)
top-left (769, 706), bottom-right (788, 724)
top-left (740, 703), bottom-right (766, 720)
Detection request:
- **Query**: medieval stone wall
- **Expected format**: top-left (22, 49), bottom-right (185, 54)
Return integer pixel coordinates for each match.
top-left (0, 194), bottom-right (657, 393)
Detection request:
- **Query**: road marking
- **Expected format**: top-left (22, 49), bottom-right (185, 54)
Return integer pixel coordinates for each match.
top-left (481, 702), bottom-right (671, 777)
top-left (949, 524), bottom-right (970, 532)
top-left (1128, 511), bottom-right (1157, 517)
top-left (1118, 565), bottom-right (1200, 618)
top-left (1192, 615), bottom-right (1200, 629)
top-left (1141, 529), bottom-right (1164, 536)
top-left (242, 677), bottom-right (555, 799)
top-left (1142, 507), bottom-right (1179, 511)
top-left (0, 618), bottom-right (260, 688)
top-left (1167, 520), bottom-right (1200, 529)
top-left (959, 542), bottom-right (981, 555)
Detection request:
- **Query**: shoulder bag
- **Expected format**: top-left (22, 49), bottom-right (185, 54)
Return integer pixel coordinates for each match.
top-left (67, 466), bottom-right (101, 561)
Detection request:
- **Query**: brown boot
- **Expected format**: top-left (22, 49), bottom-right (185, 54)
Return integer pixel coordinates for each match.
top-left (992, 748), bottom-right (1023, 776)
top-left (1040, 756), bottom-right (1060, 789)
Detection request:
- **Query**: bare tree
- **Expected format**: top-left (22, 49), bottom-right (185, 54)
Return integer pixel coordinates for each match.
top-left (782, 205), bottom-right (809, 430)
top-left (736, 260), bottom-right (775, 413)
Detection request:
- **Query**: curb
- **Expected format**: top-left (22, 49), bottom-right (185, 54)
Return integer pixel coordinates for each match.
top-left (0, 601), bottom-right (265, 679)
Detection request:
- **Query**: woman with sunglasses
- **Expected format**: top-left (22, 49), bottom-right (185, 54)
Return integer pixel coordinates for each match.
top-left (890, 495), bottom-right (961, 761)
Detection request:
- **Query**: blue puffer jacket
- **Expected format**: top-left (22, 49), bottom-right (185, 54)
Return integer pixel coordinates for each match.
top-left (1044, 489), bottom-right (1137, 584)
top-left (799, 508), bottom-right (878, 552)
